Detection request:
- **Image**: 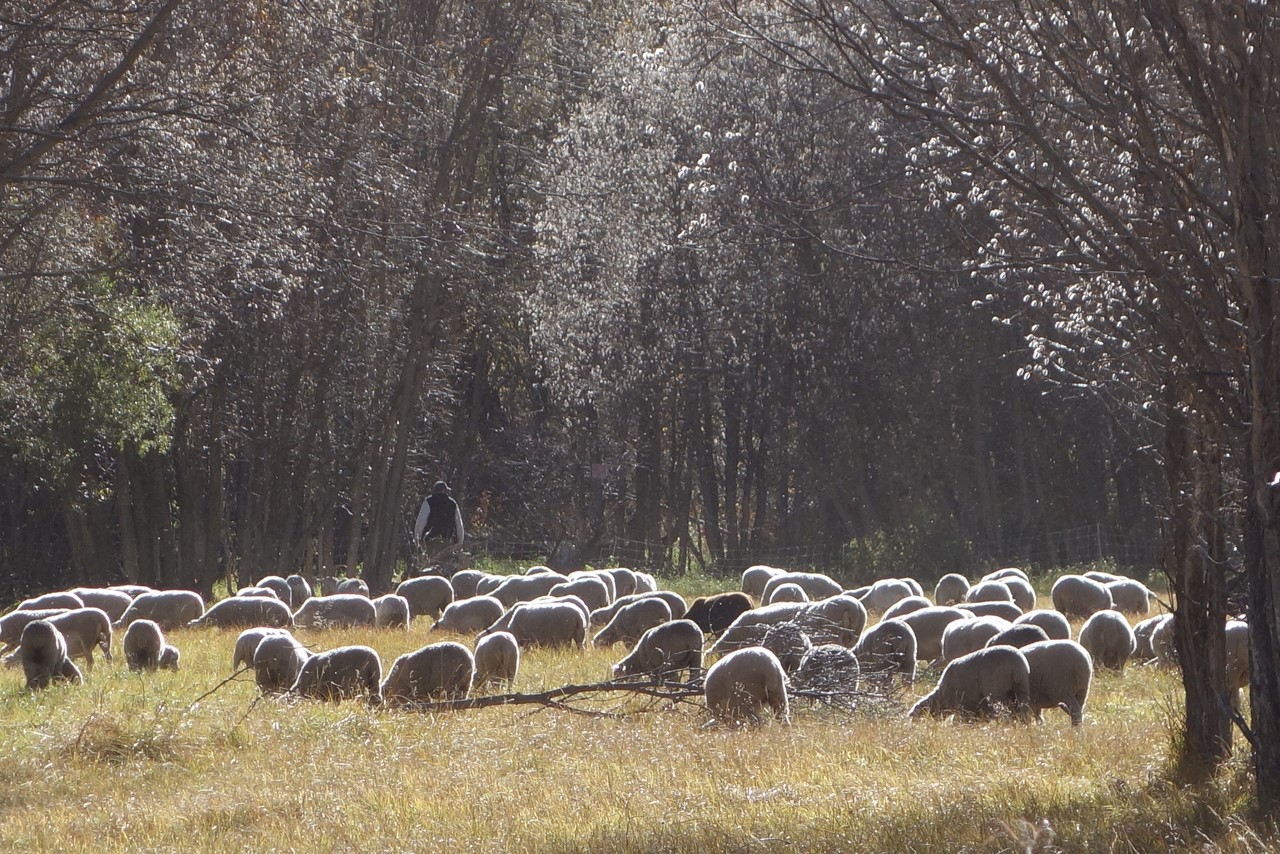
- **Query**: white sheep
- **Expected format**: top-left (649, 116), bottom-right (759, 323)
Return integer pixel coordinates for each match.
top-left (909, 645), bottom-right (1033, 722)
top-left (881, 596), bottom-right (932, 621)
top-left (1078, 609), bottom-right (1136, 671)
top-left (1014, 609), bottom-right (1072, 641)
top-left (382, 642), bottom-right (475, 704)
top-left (1105, 579), bottom-right (1152, 615)
top-left (19, 620), bottom-right (82, 690)
top-left (984, 623), bottom-right (1050, 650)
top-left (1021, 639), bottom-right (1093, 726)
top-left (765, 583), bottom-right (811, 605)
top-left (158, 645), bottom-right (180, 669)
top-left (45, 608), bottom-right (113, 671)
top-left (69, 588), bottom-right (134, 622)
top-left (941, 616), bottom-right (1013, 663)
top-left (983, 567), bottom-right (1031, 584)
top-left (1001, 577), bottom-right (1038, 612)
top-left (549, 576), bottom-right (611, 612)
top-left (292, 594), bottom-right (377, 629)
top-left (117, 590), bottom-right (206, 631)
top-left (896, 606), bottom-right (970, 662)
top-left (600, 568), bottom-right (637, 598)
top-left (792, 643), bottom-right (861, 694)
top-left (1225, 620), bottom-right (1250, 711)
top-left (933, 574), bottom-right (971, 605)
top-left (761, 622), bottom-right (812, 674)
top-left (611, 619), bottom-right (704, 681)
top-left (108, 584), bottom-right (153, 598)
top-left (286, 575), bottom-right (313, 606)
top-left (592, 597), bottom-right (672, 648)
top-left (253, 633), bottom-right (311, 694)
top-left (474, 575), bottom-right (504, 596)
top-left (448, 569), bottom-right (488, 600)
top-left (232, 627), bottom-right (294, 670)
top-left (1082, 570), bottom-right (1127, 584)
top-left (123, 619), bottom-right (179, 671)
top-left (591, 591), bottom-right (689, 627)
top-left (254, 575), bottom-right (293, 606)
top-left (0, 608), bottom-right (71, 657)
top-left (190, 596), bottom-right (293, 629)
top-left (1132, 614), bottom-right (1167, 662)
top-left (474, 631), bottom-right (520, 690)
top-left (236, 586), bottom-right (282, 601)
top-left (373, 594), bottom-right (411, 629)
top-left (289, 645), bottom-right (383, 704)
top-left (707, 603), bottom-right (808, 658)
top-left (17, 591), bottom-right (84, 611)
top-left (761, 571), bottom-right (842, 604)
top-left (395, 575), bottom-right (455, 621)
top-left (569, 570), bottom-right (617, 603)
top-left (432, 596), bottom-right (506, 635)
top-left (1050, 575), bottom-right (1113, 619)
top-left (854, 618), bottom-right (917, 681)
top-left (741, 565), bottom-right (785, 599)
top-left (492, 600), bottom-right (586, 649)
top-left (958, 601), bottom-right (1023, 622)
top-left (860, 578), bottom-right (915, 614)
top-left (315, 577), bottom-right (341, 596)
top-left (900, 578), bottom-right (925, 598)
top-left (490, 573), bottom-right (569, 608)
top-left (1150, 614), bottom-right (1177, 668)
top-left (633, 572), bottom-right (659, 594)
top-left (335, 578), bottom-right (371, 598)
top-left (704, 647), bottom-right (790, 726)
top-left (966, 580), bottom-right (1014, 604)
top-left (797, 595), bottom-right (867, 647)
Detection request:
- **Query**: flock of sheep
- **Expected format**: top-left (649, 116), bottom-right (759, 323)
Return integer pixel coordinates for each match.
top-left (0, 562), bottom-right (1245, 727)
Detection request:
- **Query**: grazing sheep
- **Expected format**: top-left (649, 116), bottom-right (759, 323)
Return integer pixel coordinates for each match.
top-left (683, 592), bottom-right (754, 635)
top-left (117, 590), bottom-right (206, 631)
top-left (289, 645), bottom-right (383, 704)
top-left (760, 622), bottom-right (812, 674)
top-left (123, 619), bottom-right (179, 671)
top-left (1225, 620), bottom-right (1250, 711)
top-left (232, 627), bottom-right (294, 670)
top-left (475, 575), bottom-right (504, 596)
top-left (900, 578), bottom-right (926, 598)
top-left (882, 596), bottom-right (933, 621)
top-left (570, 570), bottom-right (617, 603)
top-left (69, 588), bottom-right (133, 622)
top-left (984, 623), bottom-right (1050, 650)
top-left (854, 618), bottom-right (917, 681)
top-left (966, 580), bottom-right (1014, 604)
top-left (491, 573), bottom-right (569, 608)
top-left (531, 593), bottom-right (589, 626)
top-left (766, 583), bottom-right (810, 605)
top-left (316, 577), bottom-right (341, 597)
top-left (1083, 570), bottom-right (1127, 585)
top-left (549, 577), bottom-right (611, 612)
top-left (633, 572), bottom-right (659, 594)
top-left (591, 591), bottom-right (689, 627)
top-left (604, 568), bottom-right (639, 599)
top-left (286, 575), bottom-right (312, 606)
top-left (293, 594), bottom-right (377, 629)
top-left (498, 601), bottom-right (587, 649)
top-left (704, 647), bottom-right (790, 726)
top-left (395, 575), bottom-right (454, 621)
top-left (934, 574), bottom-right (971, 606)
top-left (253, 575), bottom-right (293, 606)
top-left (742, 565), bottom-right (784, 599)
top-left (1001, 577), bottom-right (1038, 612)
top-left (0, 608), bottom-right (72, 656)
top-left (525, 565), bottom-right (556, 575)
top-left (1021, 639), bottom-right (1093, 726)
top-left (897, 607), bottom-right (971, 662)
top-left (1150, 614), bottom-right (1177, 668)
top-left (941, 617), bottom-right (1012, 663)
top-left (1051, 575), bottom-right (1114, 619)
top-left (253, 633), bottom-right (311, 694)
top-left (1078, 609), bottom-right (1137, 671)
top-left (798, 595), bottom-right (868, 647)
top-left (432, 596), bottom-right (506, 635)
top-left (45, 608), bottom-right (113, 671)
top-left (381, 642), bottom-right (475, 704)
top-left (593, 598), bottom-right (672, 648)
top-left (19, 620), bottom-right (82, 690)
top-left (1014, 609), bottom-right (1072, 641)
top-left (1132, 614), bottom-right (1167, 662)
top-left (449, 569), bottom-right (487, 600)
top-left (612, 619), bottom-right (704, 681)
top-left (236, 586), bottom-right (282, 601)
top-left (108, 584), bottom-right (153, 599)
top-left (1106, 579), bottom-right (1152, 615)
top-left (909, 645), bottom-right (1033, 723)
top-left (373, 594), bottom-right (411, 629)
top-left (958, 601), bottom-right (1023, 622)
top-left (792, 644), bottom-right (861, 693)
top-left (190, 596), bottom-right (293, 629)
top-left (984, 567), bottom-right (1031, 584)
top-left (17, 591), bottom-right (85, 612)
top-left (157, 644), bottom-right (180, 670)
top-left (848, 586), bottom-right (871, 599)
top-left (860, 579), bottom-right (915, 614)
top-left (761, 572), bottom-right (843, 604)
top-left (474, 631), bottom-right (520, 690)
top-left (707, 603), bottom-right (808, 658)
top-left (335, 578), bottom-right (371, 598)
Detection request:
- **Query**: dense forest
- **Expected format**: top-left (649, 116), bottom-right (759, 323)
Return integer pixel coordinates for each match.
top-left (4, 0), bottom-right (1280, 810)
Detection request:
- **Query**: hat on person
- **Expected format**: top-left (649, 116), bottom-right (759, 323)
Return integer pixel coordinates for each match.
top-left (432, 480), bottom-right (450, 494)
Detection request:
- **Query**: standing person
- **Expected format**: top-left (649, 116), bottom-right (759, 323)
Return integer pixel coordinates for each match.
top-left (414, 480), bottom-right (465, 563)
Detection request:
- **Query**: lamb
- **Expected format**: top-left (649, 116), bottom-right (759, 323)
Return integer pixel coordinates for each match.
top-left (549, 576), bottom-right (611, 612)
top-left (1014, 609), bottom-right (1072, 641)
top-left (373, 594), bottom-right (411, 629)
top-left (19, 620), bottom-right (82, 690)
top-left (941, 616), bottom-right (1012, 663)
top-left (897, 607), bottom-right (970, 662)
top-left (1132, 614), bottom-right (1167, 662)
top-left (742, 565), bottom-right (785, 600)
top-left (860, 579), bottom-right (915, 614)
top-left (704, 647), bottom-right (790, 726)
top-left (881, 596), bottom-right (933, 621)
top-left (255, 575), bottom-right (294, 605)
top-left (253, 633), bottom-right (311, 694)
top-left (0, 608), bottom-right (72, 657)
top-left (683, 592), bottom-right (754, 635)
top-left (45, 608), bottom-right (113, 671)
top-left (1021, 639), bottom-right (1093, 726)
top-left (984, 623), bottom-right (1050, 650)
top-left (612, 619), bottom-right (704, 681)
top-left (1078, 609), bottom-right (1136, 671)
top-left (448, 569), bottom-right (487, 600)
top-left (495, 600), bottom-right (586, 649)
top-left (123, 619), bottom-right (179, 671)
top-left (1106, 579), bottom-right (1152, 615)
top-left (286, 575), bottom-right (313, 606)
top-left (69, 588), bottom-right (134, 622)
top-left (292, 594), bottom-right (377, 629)
top-left (1050, 575), bottom-right (1114, 619)
top-left (235, 586), bottom-right (282, 601)
top-left (854, 618), bottom-right (917, 681)
top-left (966, 580), bottom-right (1014, 604)
top-left (335, 578), bottom-right (371, 598)
top-left (381, 642), bottom-right (475, 704)
top-left (491, 572), bottom-right (569, 608)
top-left (592, 597), bottom-right (672, 647)
top-left (958, 602), bottom-right (1023, 622)
top-left (432, 596), bottom-right (506, 634)
top-left (909, 645), bottom-right (1033, 723)
top-left (17, 591), bottom-right (84, 611)
top-left (288, 645), bottom-right (383, 704)
top-left (117, 590), bottom-right (206, 631)
top-left (474, 631), bottom-right (520, 690)
top-left (190, 596), bottom-right (293, 629)
top-left (934, 574), bottom-right (971, 606)
top-left (765, 583), bottom-right (810, 605)
top-left (792, 644), bottom-right (861, 693)
top-left (761, 571), bottom-right (843, 604)
top-left (232, 627), bottom-right (294, 670)
top-left (395, 575), bottom-right (455, 621)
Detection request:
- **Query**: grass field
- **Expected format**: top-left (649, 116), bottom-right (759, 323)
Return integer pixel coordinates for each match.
top-left (0, 576), bottom-right (1270, 853)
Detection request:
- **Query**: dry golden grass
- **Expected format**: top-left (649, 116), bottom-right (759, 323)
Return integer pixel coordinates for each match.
top-left (0, 585), bottom-right (1269, 853)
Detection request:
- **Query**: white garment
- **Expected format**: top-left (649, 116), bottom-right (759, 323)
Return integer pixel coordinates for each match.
top-left (414, 497), bottom-right (465, 545)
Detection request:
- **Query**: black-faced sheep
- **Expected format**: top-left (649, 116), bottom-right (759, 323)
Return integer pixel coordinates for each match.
top-left (292, 594), bottom-right (377, 629)
top-left (683, 592), bottom-right (754, 635)
top-left (612, 619), bottom-right (704, 681)
top-left (286, 575), bottom-right (312, 606)
top-left (396, 575), bottom-right (455, 621)
top-left (854, 618), bottom-right (917, 682)
top-left (69, 588), bottom-right (134, 622)
top-left (1021, 639), bottom-right (1093, 726)
top-left (765, 583), bottom-right (811, 605)
top-left (449, 569), bottom-right (488, 600)
top-left (592, 597), bottom-right (672, 648)
top-left (741, 565), bottom-right (784, 600)
top-left (17, 591), bottom-right (85, 612)
top-left (909, 645), bottom-right (1033, 723)
top-left (761, 572), bottom-right (843, 604)
top-left (432, 596), bottom-right (506, 635)
top-left (19, 620), bottom-right (82, 690)
top-left (373, 594), bottom-right (411, 629)
top-left (934, 574), bottom-right (971, 606)
top-left (1014, 609), bottom-right (1072, 641)
top-left (253, 633), bottom-right (311, 694)
top-left (474, 631), bottom-right (520, 690)
top-left (958, 601), bottom-right (1023, 622)
top-left (549, 577), bottom-right (611, 612)
top-left (966, 580), bottom-right (1014, 604)
top-left (859, 579), bottom-right (915, 614)
top-left (881, 596), bottom-right (933, 621)
top-left (123, 619), bottom-right (179, 671)
top-left (1078, 609), bottom-right (1136, 671)
top-left (1105, 579), bottom-right (1152, 615)
top-left (289, 645), bottom-right (383, 704)
top-left (117, 590), bottom-right (206, 631)
top-left (1050, 575), bottom-right (1113, 619)
top-left (335, 578), bottom-right (371, 598)
top-left (941, 616), bottom-right (1012, 663)
top-left (984, 623), bottom-right (1050, 650)
top-left (381, 642), bottom-right (475, 704)
top-left (897, 606), bottom-right (970, 663)
top-left (704, 647), bottom-right (790, 726)
top-left (255, 575), bottom-right (294, 606)
top-left (232, 627), bottom-right (294, 671)
top-left (190, 596), bottom-right (293, 630)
